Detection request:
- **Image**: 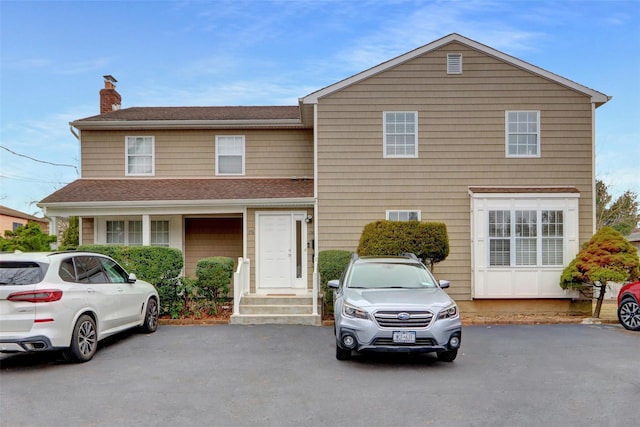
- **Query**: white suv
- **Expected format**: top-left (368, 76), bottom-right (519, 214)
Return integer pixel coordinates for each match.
top-left (0, 251), bottom-right (159, 362)
top-left (329, 254), bottom-right (461, 361)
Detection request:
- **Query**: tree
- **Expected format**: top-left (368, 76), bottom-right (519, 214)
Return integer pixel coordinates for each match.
top-left (0, 222), bottom-right (57, 252)
top-left (596, 179), bottom-right (640, 236)
top-left (59, 216), bottom-right (79, 250)
top-left (560, 226), bottom-right (640, 318)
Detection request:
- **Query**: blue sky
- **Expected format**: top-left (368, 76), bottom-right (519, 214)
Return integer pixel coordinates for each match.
top-left (1, 0), bottom-right (639, 217)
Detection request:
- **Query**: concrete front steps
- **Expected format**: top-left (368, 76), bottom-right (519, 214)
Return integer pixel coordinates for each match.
top-left (230, 294), bottom-right (322, 326)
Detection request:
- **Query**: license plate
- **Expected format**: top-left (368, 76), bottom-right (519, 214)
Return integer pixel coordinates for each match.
top-left (393, 331), bottom-right (416, 344)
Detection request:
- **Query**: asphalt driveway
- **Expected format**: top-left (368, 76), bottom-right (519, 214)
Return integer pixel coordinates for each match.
top-left (1, 323), bottom-right (638, 427)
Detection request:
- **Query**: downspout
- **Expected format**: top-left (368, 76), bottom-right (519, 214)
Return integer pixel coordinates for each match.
top-left (313, 102), bottom-right (319, 318)
top-left (591, 101), bottom-right (596, 235)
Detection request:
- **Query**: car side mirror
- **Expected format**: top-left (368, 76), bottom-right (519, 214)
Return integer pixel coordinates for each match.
top-left (328, 279), bottom-right (340, 289)
top-left (438, 280), bottom-right (450, 289)
top-left (128, 273), bottom-right (137, 283)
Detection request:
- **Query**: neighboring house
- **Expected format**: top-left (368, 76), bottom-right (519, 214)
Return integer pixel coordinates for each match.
top-left (39, 34), bottom-right (610, 324)
top-left (0, 205), bottom-right (48, 235)
top-left (626, 230), bottom-right (640, 254)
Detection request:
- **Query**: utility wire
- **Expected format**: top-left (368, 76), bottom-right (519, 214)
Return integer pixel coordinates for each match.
top-left (1, 145), bottom-right (79, 175)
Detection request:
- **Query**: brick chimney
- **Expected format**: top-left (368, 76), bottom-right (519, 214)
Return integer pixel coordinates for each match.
top-left (99, 75), bottom-right (121, 114)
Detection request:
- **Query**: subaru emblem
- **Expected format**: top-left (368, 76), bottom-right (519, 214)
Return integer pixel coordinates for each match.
top-left (397, 312), bottom-right (411, 320)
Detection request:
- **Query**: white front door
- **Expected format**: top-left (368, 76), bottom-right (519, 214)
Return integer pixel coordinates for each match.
top-left (256, 212), bottom-right (307, 292)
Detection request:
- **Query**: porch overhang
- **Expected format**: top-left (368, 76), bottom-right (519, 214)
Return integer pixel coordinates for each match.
top-left (38, 178), bottom-right (315, 217)
top-left (39, 197), bottom-right (316, 217)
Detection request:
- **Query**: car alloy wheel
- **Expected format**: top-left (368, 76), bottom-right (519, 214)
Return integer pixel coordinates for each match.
top-left (66, 315), bottom-right (98, 363)
top-left (618, 298), bottom-right (640, 331)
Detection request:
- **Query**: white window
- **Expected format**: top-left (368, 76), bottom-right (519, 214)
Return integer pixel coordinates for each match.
top-left (488, 209), bottom-right (563, 267)
top-left (128, 220), bottom-right (142, 245)
top-left (488, 210), bottom-right (510, 266)
top-left (506, 111), bottom-right (540, 157)
top-left (447, 53), bottom-right (462, 74)
top-left (542, 210), bottom-right (564, 266)
top-left (126, 136), bottom-right (154, 175)
top-left (151, 220), bottom-right (170, 246)
top-left (106, 220), bottom-right (168, 246)
top-left (384, 112), bottom-right (418, 158)
top-left (386, 210), bottom-right (421, 221)
top-left (106, 220), bottom-right (125, 244)
top-left (216, 135), bottom-right (245, 175)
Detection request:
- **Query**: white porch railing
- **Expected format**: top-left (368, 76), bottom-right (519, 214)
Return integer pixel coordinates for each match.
top-left (233, 257), bottom-right (250, 315)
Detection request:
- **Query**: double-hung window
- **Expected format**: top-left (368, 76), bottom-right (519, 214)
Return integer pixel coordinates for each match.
top-left (216, 135), bottom-right (245, 175)
top-left (384, 112), bottom-right (418, 158)
top-left (506, 111), bottom-right (540, 157)
top-left (126, 136), bottom-right (154, 175)
top-left (488, 209), bottom-right (563, 267)
top-left (106, 220), bottom-right (169, 246)
top-left (151, 220), bottom-right (170, 246)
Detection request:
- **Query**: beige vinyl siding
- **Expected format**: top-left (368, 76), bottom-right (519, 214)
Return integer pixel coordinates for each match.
top-left (81, 128), bottom-right (312, 178)
top-left (315, 42), bottom-right (595, 301)
top-left (81, 218), bottom-right (94, 245)
top-left (184, 218), bottom-right (243, 291)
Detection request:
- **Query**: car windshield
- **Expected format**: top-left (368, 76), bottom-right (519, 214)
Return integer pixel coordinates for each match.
top-left (346, 262), bottom-right (437, 289)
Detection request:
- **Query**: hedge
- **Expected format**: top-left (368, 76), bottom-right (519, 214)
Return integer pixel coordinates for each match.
top-left (357, 220), bottom-right (449, 269)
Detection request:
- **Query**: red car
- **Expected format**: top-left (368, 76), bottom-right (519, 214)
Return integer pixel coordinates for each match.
top-left (618, 281), bottom-right (640, 331)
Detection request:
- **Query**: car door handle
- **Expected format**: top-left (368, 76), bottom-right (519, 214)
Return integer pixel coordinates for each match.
top-left (117, 288), bottom-right (124, 293)
top-left (87, 288), bottom-right (96, 294)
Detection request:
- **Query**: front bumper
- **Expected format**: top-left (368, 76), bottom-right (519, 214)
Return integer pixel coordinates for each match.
top-left (336, 316), bottom-right (462, 354)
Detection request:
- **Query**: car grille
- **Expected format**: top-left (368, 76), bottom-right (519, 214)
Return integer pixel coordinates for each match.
top-left (373, 337), bottom-right (436, 346)
top-left (373, 311), bottom-right (434, 328)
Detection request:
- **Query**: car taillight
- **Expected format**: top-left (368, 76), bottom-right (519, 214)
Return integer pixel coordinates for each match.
top-left (7, 289), bottom-right (63, 303)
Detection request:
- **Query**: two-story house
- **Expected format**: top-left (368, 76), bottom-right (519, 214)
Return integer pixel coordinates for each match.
top-left (39, 34), bottom-right (610, 324)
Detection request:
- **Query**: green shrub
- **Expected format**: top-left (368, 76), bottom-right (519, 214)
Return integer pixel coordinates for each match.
top-left (77, 245), bottom-right (184, 316)
top-left (357, 220), bottom-right (450, 269)
top-left (196, 256), bottom-right (234, 303)
top-left (318, 250), bottom-right (352, 316)
top-left (77, 245), bottom-right (183, 287)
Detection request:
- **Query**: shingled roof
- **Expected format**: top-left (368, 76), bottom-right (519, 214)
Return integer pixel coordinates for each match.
top-left (40, 178), bottom-right (313, 204)
top-left (74, 106), bottom-right (301, 123)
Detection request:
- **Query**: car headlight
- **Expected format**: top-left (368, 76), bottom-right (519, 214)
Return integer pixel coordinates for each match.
top-left (343, 302), bottom-right (369, 320)
top-left (438, 303), bottom-right (458, 320)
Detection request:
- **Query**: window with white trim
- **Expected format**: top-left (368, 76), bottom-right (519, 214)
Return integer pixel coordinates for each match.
top-left (488, 209), bottom-right (563, 267)
top-left (488, 210), bottom-right (510, 266)
top-left (106, 220), bottom-right (125, 244)
top-left (126, 136), bottom-right (154, 175)
top-left (542, 210), bottom-right (564, 265)
top-left (447, 53), bottom-right (462, 74)
top-left (506, 111), bottom-right (540, 157)
top-left (384, 112), bottom-right (418, 158)
top-left (386, 210), bottom-right (421, 221)
top-left (216, 135), bottom-right (245, 175)
top-left (106, 220), bottom-right (169, 246)
top-left (151, 220), bottom-right (170, 247)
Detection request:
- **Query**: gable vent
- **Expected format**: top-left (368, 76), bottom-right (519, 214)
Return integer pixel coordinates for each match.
top-left (447, 53), bottom-right (462, 74)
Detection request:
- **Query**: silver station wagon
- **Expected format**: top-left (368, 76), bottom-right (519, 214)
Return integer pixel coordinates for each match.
top-left (329, 254), bottom-right (461, 361)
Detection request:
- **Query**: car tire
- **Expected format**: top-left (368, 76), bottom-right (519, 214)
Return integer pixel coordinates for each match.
top-left (65, 315), bottom-right (98, 363)
top-left (336, 343), bottom-right (352, 361)
top-left (618, 297), bottom-right (640, 331)
top-left (437, 349), bottom-right (458, 362)
top-left (140, 297), bottom-right (159, 333)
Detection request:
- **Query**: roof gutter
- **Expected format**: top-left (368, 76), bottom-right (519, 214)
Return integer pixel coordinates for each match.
top-left (39, 197), bottom-right (315, 217)
top-left (70, 119), bottom-right (309, 131)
